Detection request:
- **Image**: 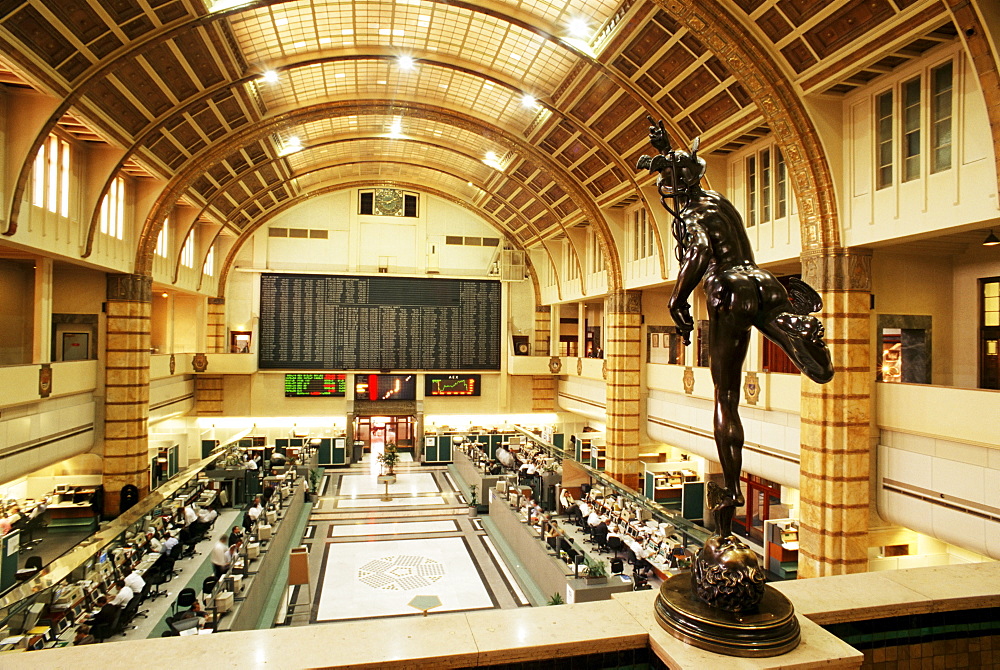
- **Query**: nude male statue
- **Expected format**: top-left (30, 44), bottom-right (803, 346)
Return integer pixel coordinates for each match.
top-left (638, 118), bottom-right (834, 540)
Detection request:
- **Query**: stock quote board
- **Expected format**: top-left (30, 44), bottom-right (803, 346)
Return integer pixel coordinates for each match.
top-left (258, 274), bottom-right (501, 371)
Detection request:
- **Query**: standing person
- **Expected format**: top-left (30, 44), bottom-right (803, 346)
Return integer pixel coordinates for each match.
top-left (210, 534), bottom-right (231, 577)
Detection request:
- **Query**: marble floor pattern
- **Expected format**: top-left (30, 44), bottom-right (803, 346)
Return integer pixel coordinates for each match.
top-left (284, 461), bottom-right (532, 626)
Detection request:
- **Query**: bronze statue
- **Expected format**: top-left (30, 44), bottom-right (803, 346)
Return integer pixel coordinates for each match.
top-left (639, 118), bottom-right (833, 633)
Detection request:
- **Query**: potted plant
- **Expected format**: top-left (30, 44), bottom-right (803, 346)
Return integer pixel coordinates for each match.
top-left (584, 556), bottom-right (608, 584)
top-left (467, 484), bottom-right (478, 517)
top-left (306, 467), bottom-right (323, 502)
top-left (377, 442), bottom-right (399, 476)
top-left (546, 592), bottom-right (565, 606)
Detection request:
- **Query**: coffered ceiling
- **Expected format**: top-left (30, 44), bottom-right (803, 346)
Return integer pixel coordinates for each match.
top-left (0, 0), bottom-right (963, 275)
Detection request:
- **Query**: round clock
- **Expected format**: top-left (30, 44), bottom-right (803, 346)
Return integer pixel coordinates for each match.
top-left (374, 188), bottom-right (403, 215)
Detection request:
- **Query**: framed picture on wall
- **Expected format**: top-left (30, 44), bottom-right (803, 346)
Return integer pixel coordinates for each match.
top-left (650, 333), bottom-right (660, 348)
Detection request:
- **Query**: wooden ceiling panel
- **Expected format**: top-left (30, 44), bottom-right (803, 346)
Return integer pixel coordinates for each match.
top-left (781, 38), bottom-right (818, 74)
top-left (85, 79), bottom-right (150, 135)
top-left (672, 67), bottom-right (720, 109)
top-left (690, 91), bottom-right (741, 131)
top-left (48, 0), bottom-right (117, 49)
top-left (173, 29), bottom-right (225, 88)
top-left (570, 77), bottom-right (620, 123)
top-left (804, 0), bottom-right (895, 61)
top-left (591, 95), bottom-right (640, 136)
top-left (756, 8), bottom-right (794, 43)
top-left (114, 57), bottom-right (174, 117)
top-left (3, 6), bottom-right (79, 73)
top-left (647, 44), bottom-right (696, 89)
top-left (147, 134), bottom-right (186, 171)
top-left (776, 0), bottom-right (827, 27)
top-left (145, 43), bottom-right (199, 101)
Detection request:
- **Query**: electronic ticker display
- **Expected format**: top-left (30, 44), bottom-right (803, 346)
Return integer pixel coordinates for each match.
top-left (258, 274), bottom-right (501, 371)
top-left (354, 374), bottom-right (416, 401)
top-left (425, 374), bottom-right (481, 396)
top-left (284, 373), bottom-right (347, 397)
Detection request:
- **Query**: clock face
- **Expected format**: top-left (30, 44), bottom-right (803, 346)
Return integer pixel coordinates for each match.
top-left (374, 188), bottom-right (403, 215)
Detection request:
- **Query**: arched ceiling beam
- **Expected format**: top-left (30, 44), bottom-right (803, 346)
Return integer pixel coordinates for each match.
top-left (655, 0), bottom-right (839, 250)
top-left (133, 100), bottom-right (622, 288)
top-left (3, 0), bottom-right (684, 244)
top-left (181, 143), bottom-right (562, 286)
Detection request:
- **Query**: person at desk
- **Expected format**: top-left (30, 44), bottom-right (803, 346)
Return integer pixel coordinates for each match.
top-left (546, 520), bottom-right (564, 540)
top-left (147, 529), bottom-right (162, 553)
top-left (110, 579), bottom-right (133, 607)
top-left (182, 503), bottom-right (198, 527)
top-left (73, 625), bottom-right (96, 646)
top-left (228, 525), bottom-right (244, 547)
top-left (161, 530), bottom-right (179, 555)
top-left (87, 595), bottom-right (119, 628)
top-left (244, 454), bottom-right (258, 471)
top-left (123, 567), bottom-right (145, 594)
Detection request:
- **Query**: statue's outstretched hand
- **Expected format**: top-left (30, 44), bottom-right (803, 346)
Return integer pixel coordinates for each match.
top-left (647, 116), bottom-right (671, 154)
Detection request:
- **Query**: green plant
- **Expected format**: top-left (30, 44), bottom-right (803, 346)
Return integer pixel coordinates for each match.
top-left (584, 556), bottom-right (608, 579)
top-left (309, 467), bottom-right (323, 493)
top-left (546, 592), bottom-right (564, 606)
top-left (377, 442), bottom-right (399, 474)
top-left (468, 484), bottom-right (478, 506)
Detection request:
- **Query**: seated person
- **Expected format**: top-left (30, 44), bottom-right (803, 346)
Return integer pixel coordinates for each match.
top-left (174, 599), bottom-right (213, 628)
top-left (146, 529), bottom-right (162, 553)
top-left (87, 596), bottom-right (119, 628)
top-left (160, 530), bottom-right (179, 555)
top-left (123, 567), bottom-right (145, 594)
top-left (109, 579), bottom-right (134, 607)
top-left (73, 625), bottom-right (96, 646)
top-left (546, 520), bottom-right (563, 539)
top-left (228, 525), bottom-right (244, 547)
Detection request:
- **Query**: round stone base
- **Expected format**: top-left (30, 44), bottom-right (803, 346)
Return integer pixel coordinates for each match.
top-left (654, 577), bottom-right (800, 658)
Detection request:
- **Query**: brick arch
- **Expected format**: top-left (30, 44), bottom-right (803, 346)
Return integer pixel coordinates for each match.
top-left (653, 0), bottom-right (840, 250)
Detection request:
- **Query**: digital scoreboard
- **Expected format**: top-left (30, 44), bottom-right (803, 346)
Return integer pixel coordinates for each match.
top-left (424, 374), bottom-right (481, 396)
top-left (284, 373), bottom-right (347, 397)
top-left (354, 374), bottom-right (416, 401)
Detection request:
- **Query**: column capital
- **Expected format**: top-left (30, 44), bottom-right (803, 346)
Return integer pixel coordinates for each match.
top-left (800, 247), bottom-right (872, 292)
top-left (106, 273), bottom-right (152, 302)
top-left (534, 305), bottom-right (551, 314)
top-left (605, 290), bottom-right (642, 314)
top-left (208, 297), bottom-right (226, 305)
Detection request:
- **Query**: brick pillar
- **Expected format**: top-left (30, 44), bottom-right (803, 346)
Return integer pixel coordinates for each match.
top-left (532, 306), bottom-right (555, 411)
top-left (798, 248), bottom-right (873, 578)
top-left (195, 375), bottom-right (224, 415)
top-left (207, 297), bottom-right (226, 353)
top-left (103, 273), bottom-right (152, 516)
top-left (604, 290), bottom-right (642, 491)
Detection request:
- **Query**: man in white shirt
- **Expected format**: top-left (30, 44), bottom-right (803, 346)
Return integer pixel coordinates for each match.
top-left (123, 568), bottom-right (145, 595)
top-left (161, 531), bottom-right (179, 555)
top-left (183, 504), bottom-right (198, 527)
top-left (245, 456), bottom-right (258, 470)
top-left (210, 534), bottom-right (232, 578)
top-left (110, 580), bottom-right (133, 607)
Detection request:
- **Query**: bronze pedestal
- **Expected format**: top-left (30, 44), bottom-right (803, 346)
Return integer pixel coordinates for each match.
top-left (654, 577), bottom-right (800, 657)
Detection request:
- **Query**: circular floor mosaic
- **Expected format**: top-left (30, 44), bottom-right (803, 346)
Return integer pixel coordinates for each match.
top-left (357, 555), bottom-right (446, 591)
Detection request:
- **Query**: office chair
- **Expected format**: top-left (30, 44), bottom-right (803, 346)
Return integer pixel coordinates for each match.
top-left (118, 594), bottom-right (143, 634)
top-left (201, 576), bottom-right (218, 604)
top-left (607, 535), bottom-right (625, 558)
top-left (168, 543), bottom-right (184, 576)
top-left (178, 528), bottom-right (198, 559)
top-left (610, 557), bottom-right (625, 575)
top-left (171, 587), bottom-right (197, 617)
top-left (146, 558), bottom-right (173, 599)
top-left (595, 530), bottom-right (611, 554)
top-left (91, 607), bottom-right (123, 642)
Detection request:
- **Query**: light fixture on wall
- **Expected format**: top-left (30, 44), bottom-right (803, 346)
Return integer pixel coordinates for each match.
top-left (983, 230), bottom-right (1000, 246)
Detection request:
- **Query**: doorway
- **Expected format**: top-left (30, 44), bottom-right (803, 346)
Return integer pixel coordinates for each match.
top-left (353, 415), bottom-right (414, 463)
top-left (737, 474), bottom-right (782, 545)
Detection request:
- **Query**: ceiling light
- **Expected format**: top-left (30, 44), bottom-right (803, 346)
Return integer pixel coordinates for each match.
top-left (292, 41), bottom-right (307, 49)
top-left (984, 230), bottom-right (1000, 246)
top-left (161, 292), bottom-right (169, 298)
top-left (398, 55), bottom-right (415, 71)
top-left (261, 70), bottom-right (279, 83)
top-left (521, 94), bottom-right (537, 108)
top-left (280, 136), bottom-right (303, 156)
top-left (568, 17), bottom-right (590, 38)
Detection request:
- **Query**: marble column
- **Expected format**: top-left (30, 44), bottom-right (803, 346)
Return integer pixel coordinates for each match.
top-left (103, 273), bottom-right (152, 515)
top-left (604, 290), bottom-right (642, 491)
top-left (532, 306), bottom-right (555, 411)
top-left (798, 248), bottom-right (873, 578)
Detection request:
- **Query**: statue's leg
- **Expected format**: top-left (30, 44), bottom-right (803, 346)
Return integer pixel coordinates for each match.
top-left (709, 315), bottom-right (752, 520)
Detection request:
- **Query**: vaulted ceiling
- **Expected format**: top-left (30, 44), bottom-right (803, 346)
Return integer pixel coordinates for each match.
top-left (0, 0), bottom-right (976, 284)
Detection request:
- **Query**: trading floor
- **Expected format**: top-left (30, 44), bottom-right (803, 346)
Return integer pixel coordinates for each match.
top-left (283, 456), bottom-right (531, 625)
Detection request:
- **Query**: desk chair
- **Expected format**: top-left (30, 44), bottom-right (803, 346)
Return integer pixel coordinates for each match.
top-left (168, 543), bottom-right (183, 576)
top-left (178, 528), bottom-right (198, 559)
top-left (146, 558), bottom-right (173, 599)
top-left (118, 594), bottom-right (143, 634)
top-left (164, 613), bottom-right (201, 636)
top-left (171, 587), bottom-right (197, 617)
top-left (607, 535), bottom-right (625, 558)
top-left (90, 607), bottom-right (123, 642)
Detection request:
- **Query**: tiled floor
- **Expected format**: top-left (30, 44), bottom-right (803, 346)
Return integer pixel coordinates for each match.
top-left (284, 460), bottom-right (533, 626)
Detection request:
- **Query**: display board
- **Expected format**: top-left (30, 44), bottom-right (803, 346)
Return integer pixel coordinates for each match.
top-left (424, 374), bottom-right (481, 396)
top-left (284, 373), bottom-right (347, 397)
top-left (259, 274), bottom-right (501, 370)
top-left (354, 374), bottom-right (416, 401)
